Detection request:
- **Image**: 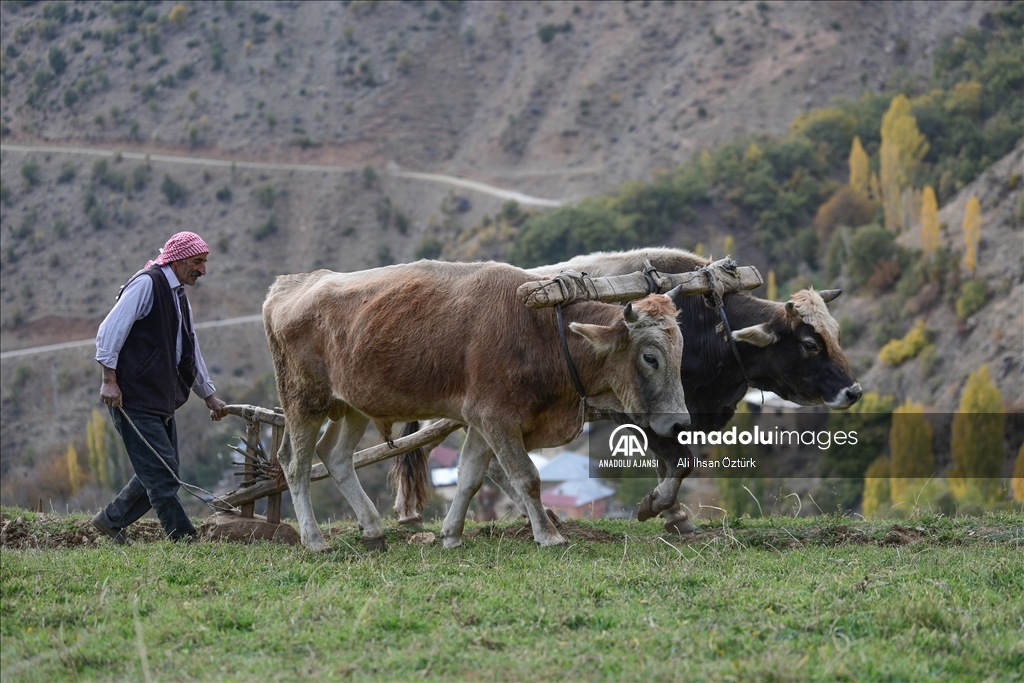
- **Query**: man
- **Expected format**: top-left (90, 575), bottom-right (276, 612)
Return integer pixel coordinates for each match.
top-left (91, 231), bottom-right (227, 544)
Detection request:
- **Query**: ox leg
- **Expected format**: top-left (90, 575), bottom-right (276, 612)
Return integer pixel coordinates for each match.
top-left (637, 437), bottom-right (692, 522)
top-left (487, 429), bottom-right (566, 547)
top-left (661, 501), bottom-right (698, 535)
top-left (440, 428), bottom-right (492, 549)
top-left (283, 418), bottom-right (332, 552)
top-left (485, 457), bottom-right (562, 528)
top-left (317, 409), bottom-right (385, 551)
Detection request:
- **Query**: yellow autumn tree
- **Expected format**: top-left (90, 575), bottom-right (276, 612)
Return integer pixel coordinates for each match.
top-left (949, 365), bottom-right (1003, 502)
top-left (766, 269), bottom-right (777, 301)
top-left (920, 185), bottom-right (939, 257)
top-left (889, 400), bottom-right (934, 504)
top-left (66, 443), bottom-right (83, 495)
top-left (723, 235), bottom-right (735, 257)
top-left (1012, 443), bottom-right (1024, 504)
top-left (962, 195), bottom-right (981, 276)
top-left (168, 4), bottom-right (187, 28)
top-left (848, 136), bottom-right (869, 198)
top-left (862, 456), bottom-right (891, 518)
top-left (86, 408), bottom-right (110, 489)
top-left (879, 95), bottom-right (929, 232)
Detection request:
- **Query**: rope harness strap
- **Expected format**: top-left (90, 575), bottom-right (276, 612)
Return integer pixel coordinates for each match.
top-left (117, 405), bottom-right (240, 514)
top-left (555, 302), bottom-right (587, 402)
top-left (699, 263), bottom-right (752, 388)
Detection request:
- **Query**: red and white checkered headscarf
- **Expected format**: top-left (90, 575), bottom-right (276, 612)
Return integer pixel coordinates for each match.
top-left (145, 231), bottom-right (210, 268)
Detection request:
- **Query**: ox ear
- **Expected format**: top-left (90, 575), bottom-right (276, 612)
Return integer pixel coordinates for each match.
top-left (569, 322), bottom-right (623, 356)
top-left (784, 301), bottom-right (801, 320)
top-left (731, 323), bottom-right (779, 347)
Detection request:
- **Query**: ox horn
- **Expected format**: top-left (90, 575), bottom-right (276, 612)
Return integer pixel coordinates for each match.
top-left (624, 302), bottom-right (639, 323)
top-left (663, 284), bottom-right (684, 300)
top-left (818, 288), bottom-right (842, 303)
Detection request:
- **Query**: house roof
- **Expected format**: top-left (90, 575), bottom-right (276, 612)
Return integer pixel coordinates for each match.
top-left (541, 478), bottom-right (615, 507)
top-left (428, 445), bottom-right (459, 468)
top-left (537, 452), bottom-right (591, 482)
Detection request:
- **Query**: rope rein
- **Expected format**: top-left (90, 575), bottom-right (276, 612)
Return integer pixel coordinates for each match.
top-left (116, 405), bottom-right (240, 514)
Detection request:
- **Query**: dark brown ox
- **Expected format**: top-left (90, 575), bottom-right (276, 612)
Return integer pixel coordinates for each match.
top-left (395, 248), bottom-right (861, 534)
top-left (263, 260), bottom-right (689, 551)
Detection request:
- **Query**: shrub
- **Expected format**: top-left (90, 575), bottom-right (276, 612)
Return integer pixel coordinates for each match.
top-left (362, 165), bottom-right (378, 188)
top-left (510, 202), bottom-right (632, 268)
top-left (62, 87), bottom-right (79, 108)
top-left (215, 186), bottom-right (232, 202)
top-left (415, 236), bottom-right (443, 260)
top-left (538, 21), bottom-right (572, 44)
top-left (955, 279), bottom-right (986, 319)
top-left (252, 216), bottom-right (277, 240)
top-left (160, 174), bottom-right (187, 205)
top-left (168, 4), bottom-right (187, 28)
top-left (846, 224), bottom-right (895, 287)
top-left (87, 204), bottom-right (106, 229)
top-left (20, 161), bottom-right (41, 187)
top-left (177, 63), bottom-right (194, 80)
top-left (879, 320), bottom-right (931, 366)
top-left (48, 46), bottom-right (67, 74)
top-left (131, 164), bottom-right (148, 190)
top-left (376, 244), bottom-right (394, 266)
top-left (252, 183), bottom-right (275, 208)
top-left (57, 163), bottom-right (75, 183)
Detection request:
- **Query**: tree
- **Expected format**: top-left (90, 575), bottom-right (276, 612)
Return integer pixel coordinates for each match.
top-left (86, 409), bottom-right (110, 489)
top-left (814, 186), bottom-right (876, 243)
top-left (962, 195), bottom-right (981, 276)
top-left (714, 403), bottom-right (763, 518)
top-left (949, 365), bottom-right (1004, 501)
top-left (862, 456), bottom-right (891, 518)
top-left (889, 400), bottom-right (934, 504)
top-left (766, 269), bottom-right (777, 301)
top-left (879, 95), bottom-right (929, 232)
top-left (66, 443), bottom-right (83, 495)
top-left (920, 186), bottom-right (940, 257)
top-left (723, 235), bottom-right (735, 256)
top-left (848, 136), bottom-right (869, 198)
top-left (1012, 443), bottom-right (1024, 504)
top-left (168, 4), bottom-right (188, 28)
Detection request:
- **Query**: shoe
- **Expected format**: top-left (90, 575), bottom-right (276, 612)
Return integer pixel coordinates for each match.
top-left (91, 512), bottom-right (131, 546)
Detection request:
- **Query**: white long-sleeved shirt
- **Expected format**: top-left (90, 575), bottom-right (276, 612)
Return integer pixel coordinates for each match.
top-left (95, 265), bottom-right (216, 399)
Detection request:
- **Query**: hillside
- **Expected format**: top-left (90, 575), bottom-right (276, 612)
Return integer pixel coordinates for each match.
top-left (0, 0), bottom-right (1019, 511)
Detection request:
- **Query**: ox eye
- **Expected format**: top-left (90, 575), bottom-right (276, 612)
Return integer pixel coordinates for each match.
top-left (801, 339), bottom-right (818, 352)
top-left (643, 353), bottom-right (659, 369)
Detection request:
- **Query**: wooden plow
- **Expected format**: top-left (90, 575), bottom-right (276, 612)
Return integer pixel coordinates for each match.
top-left (213, 260), bottom-right (762, 520)
top-left (216, 405), bottom-right (461, 522)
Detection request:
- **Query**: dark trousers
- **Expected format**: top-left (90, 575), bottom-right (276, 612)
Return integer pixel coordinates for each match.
top-left (97, 406), bottom-right (197, 540)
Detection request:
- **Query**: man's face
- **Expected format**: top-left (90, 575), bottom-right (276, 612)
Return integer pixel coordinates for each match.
top-left (170, 253), bottom-right (208, 286)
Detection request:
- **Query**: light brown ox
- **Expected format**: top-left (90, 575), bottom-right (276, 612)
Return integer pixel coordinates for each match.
top-left (263, 260), bottom-right (689, 551)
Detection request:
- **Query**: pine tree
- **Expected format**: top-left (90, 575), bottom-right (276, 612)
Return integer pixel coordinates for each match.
top-left (920, 186), bottom-right (939, 257)
top-left (86, 409), bottom-right (110, 489)
top-left (949, 365), bottom-right (1003, 501)
top-left (962, 195), bottom-right (981, 276)
top-left (879, 95), bottom-right (929, 232)
top-left (862, 456), bottom-right (891, 518)
top-left (889, 400), bottom-right (934, 504)
top-left (66, 443), bottom-right (82, 495)
top-left (766, 269), bottom-right (777, 301)
top-left (848, 136), bottom-right (869, 198)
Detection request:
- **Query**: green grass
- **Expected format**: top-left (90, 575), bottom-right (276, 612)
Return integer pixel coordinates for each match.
top-left (2, 507), bottom-right (1022, 681)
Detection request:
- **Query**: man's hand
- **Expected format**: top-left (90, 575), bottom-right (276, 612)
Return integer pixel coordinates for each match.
top-left (100, 366), bottom-right (122, 409)
top-left (205, 394), bottom-right (228, 421)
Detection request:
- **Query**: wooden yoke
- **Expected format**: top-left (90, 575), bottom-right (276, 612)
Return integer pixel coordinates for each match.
top-left (517, 258), bottom-right (763, 309)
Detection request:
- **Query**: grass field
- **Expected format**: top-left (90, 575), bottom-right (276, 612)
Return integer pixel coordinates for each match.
top-left (1, 507), bottom-right (1022, 682)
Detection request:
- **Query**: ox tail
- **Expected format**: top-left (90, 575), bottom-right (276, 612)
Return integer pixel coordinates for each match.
top-left (388, 421), bottom-right (429, 528)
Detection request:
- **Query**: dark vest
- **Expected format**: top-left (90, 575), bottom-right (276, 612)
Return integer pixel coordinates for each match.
top-left (116, 267), bottom-right (197, 416)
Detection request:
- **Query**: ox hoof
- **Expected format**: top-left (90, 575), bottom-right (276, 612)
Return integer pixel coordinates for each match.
top-left (535, 533), bottom-right (568, 547)
top-left (305, 540), bottom-right (333, 553)
top-left (442, 535), bottom-right (464, 549)
top-left (637, 493), bottom-right (656, 522)
top-left (545, 508), bottom-right (563, 528)
top-left (398, 515), bottom-right (425, 531)
top-left (663, 518), bottom-right (698, 535)
top-left (361, 535), bottom-right (386, 551)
